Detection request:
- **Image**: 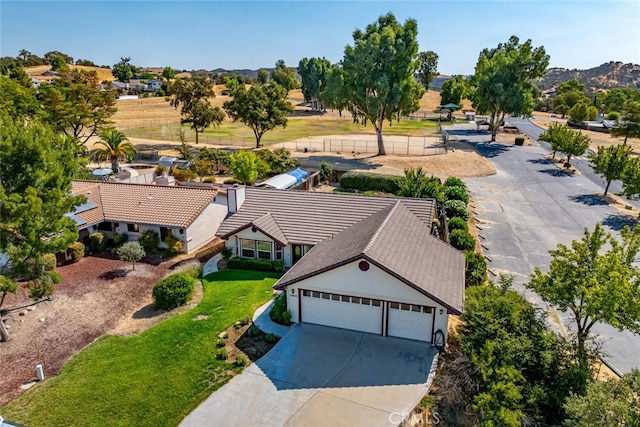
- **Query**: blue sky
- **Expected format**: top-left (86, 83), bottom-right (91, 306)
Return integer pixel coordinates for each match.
top-left (2, 1), bottom-right (639, 75)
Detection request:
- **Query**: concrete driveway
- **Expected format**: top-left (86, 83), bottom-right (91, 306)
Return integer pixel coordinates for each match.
top-left (180, 323), bottom-right (438, 427)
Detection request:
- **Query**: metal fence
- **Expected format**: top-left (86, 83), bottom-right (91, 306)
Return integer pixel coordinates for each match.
top-left (293, 136), bottom-right (446, 156)
top-left (123, 126), bottom-right (256, 147)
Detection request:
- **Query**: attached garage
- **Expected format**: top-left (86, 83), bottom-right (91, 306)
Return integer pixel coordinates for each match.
top-left (387, 302), bottom-right (434, 342)
top-left (300, 290), bottom-right (382, 335)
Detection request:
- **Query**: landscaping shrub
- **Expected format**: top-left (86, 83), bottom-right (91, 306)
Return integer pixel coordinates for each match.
top-left (444, 200), bottom-right (470, 220)
top-left (68, 242), bottom-right (85, 263)
top-left (340, 171), bottom-right (400, 194)
top-left (227, 256), bottom-right (284, 272)
top-left (450, 229), bottom-right (475, 251)
top-left (202, 176), bottom-right (216, 183)
top-left (448, 217), bottom-right (469, 232)
top-left (164, 234), bottom-right (184, 255)
top-left (444, 176), bottom-right (466, 190)
top-left (42, 253), bottom-right (57, 270)
top-left (265, 333), bottom-right (279, 344)
top-left (152, 273), bottom-right (195, 311)
top-left (172, 168), bottom-right (198, 182)
top-left (444, 185), bottom-right (469, 203)
top-left (605, 111), bottom-right (620, 121)
top-left (247, 324), bottom-right (261, 337)
top-left (465, 251), bottom-right (487, 287)
top-left (234, 354), bottom-right (248, 367)
top-left (215, 348), bottom-right (228, 360)
top-left (221, 246), bottom-right (233, 261)
top-left (138, 230), bottom-right (160, 254)
top-left (282, 310), bottom-right (292, 326)
top-left (515, 136), bottom-right (525, 146)
top-left (320, 161), bottom-right (333, 182)
top-left (113, 232), bottom-right (128, 248)
top-left (223, 178), bottom-right (239, 185)
top-left (270, 294), bottom-right (290, 326)
top-left (89, 232), bottom-right (107, 253)
top-left (216, 338), bottom-right (226, 348)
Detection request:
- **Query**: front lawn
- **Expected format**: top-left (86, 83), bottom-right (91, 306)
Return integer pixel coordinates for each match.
top-left (1, 269), bottom-right (280, 427)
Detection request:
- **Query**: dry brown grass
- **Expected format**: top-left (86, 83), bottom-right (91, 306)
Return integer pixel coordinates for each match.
top-left (25, 65), bottom-right (115, 81)
top-left (418, 90), bottom-right (473, 112)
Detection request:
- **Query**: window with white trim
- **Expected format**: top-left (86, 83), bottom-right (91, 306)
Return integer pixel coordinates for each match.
top-left (256, 241), bottom-right (272, 260)
top-left (239, 239), bottom-right (255, 258)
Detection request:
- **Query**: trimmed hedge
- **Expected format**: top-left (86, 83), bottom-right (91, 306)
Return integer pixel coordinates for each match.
top-left (340, 171), bottom-right (400, 194)
top-left (152, 273), bottom-right (195, 311)
top-left (138, 230), bottom-right (160, 254)
top-left (444, 176), bottom-right (466, 190)
top-left (515, 136), bottom-right (525, 146)
top-left (465, 251), bottom-right (487, 287)
top-left (450, 229), bottom-right (475, 251)
top-left (227, 256), bottom-right (284, 272)
top-left (68, 242), bottom-right (85, 263)
top-left (444, 200), bottom-right (470, 220)
top-left (89, 232), bottom-right (107, 253)
top-left (447, 217), bottom-right (469, 232)
top-left (270, 294), bottom-right (291, 326)
top-left (444, 185), bottom-right (469, 203)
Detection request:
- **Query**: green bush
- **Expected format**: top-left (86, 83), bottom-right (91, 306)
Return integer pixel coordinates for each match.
top-left (444, 176), bottom-right (466, 190)
top-left (68, 242), bottom-right (85, 263)
top-left (113, 233), bottom-right (128, 248)
top-left (138, 230), bottom-right (160, 254)
top-left (216, 338), bottom-right (226, 348)
top-left (247, 324), bottom-right (261, 337)
top-left (447, 217), bottom-right (469, 232)
top-left (270, 294), bottom-right (290, 326)
top-left (42, 253), bottom-right (57, 271)
top-left (320, 161), bottom-right (333, 182)
top-left (89, 232), bottom-right (107, 253)
top-left (234, 354), bottom-right (248, 367)
top-left (223, 178), bottom-right (239, 185)
top-left (265, 333), bottom-right (279, 344)
top-left (227, 256), bottom-right (284, 272)
top-left (221, 246), bottom-right (233, 260)
top-left (605, 111), bottom-right (620, 121)
top-left (202, 176), bottom-right (216, 183)
top-left (444, 200), bottom-right (470, 220)
top-left (515, 136), bottom-right (525, 146)
top-left (465, 251), bottom-right (487, 287)
top-left (444, 185), bottom-right (469, 203)
top-left (152, 273), bottom-right (195, 311)
top-left (164, 234), bottom-right (184, 255)
top-left (340, 171), bottom-right (400, 194)
top-left (450, 229), bottom-right (475, 251)
top-left (215, 348), bottom-right (228, 360)
top-left (282, 310), bottom-right (292, 325)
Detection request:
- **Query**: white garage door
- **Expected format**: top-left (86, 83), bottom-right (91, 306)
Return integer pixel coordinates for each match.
top-left (301, 290), bottom-right (382, 335)
top-left (387, 302), bottom-right (434, 342)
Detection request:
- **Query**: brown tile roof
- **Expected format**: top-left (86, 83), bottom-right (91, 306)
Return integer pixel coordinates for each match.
top-left (71, 180), bottom-right (217, 228)
top-left (274, 201), bottom-right (465, 314)
top-left (216, 187), bottom-right (435, 245)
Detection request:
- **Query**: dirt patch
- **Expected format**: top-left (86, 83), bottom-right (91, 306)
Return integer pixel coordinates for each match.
top-left (217, 321), bottom-right (280, 366)
top-left (0, 255), bottom-right (200, 406)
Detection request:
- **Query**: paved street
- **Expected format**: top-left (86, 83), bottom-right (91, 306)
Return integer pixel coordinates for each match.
top-left (448, 123), bottom-right (640, 375)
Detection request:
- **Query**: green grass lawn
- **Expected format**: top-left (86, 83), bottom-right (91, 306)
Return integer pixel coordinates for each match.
top-left (1, 270), bottom-right (280, 427)
top-left (125, 117), bottom-right (439, 146)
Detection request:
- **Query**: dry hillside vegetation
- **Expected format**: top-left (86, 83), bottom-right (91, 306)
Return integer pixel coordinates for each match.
top-left (25, 65), bottom-right (116, 82)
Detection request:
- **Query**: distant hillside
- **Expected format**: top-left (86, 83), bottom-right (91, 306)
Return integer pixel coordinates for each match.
top-left (25, 65), bottom-right (115, 82)
top-left (536, 61), bottom-right (640, 91)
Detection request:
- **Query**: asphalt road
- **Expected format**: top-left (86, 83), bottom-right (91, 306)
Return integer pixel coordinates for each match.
top-left (450, 123), bottom-right (640, 375)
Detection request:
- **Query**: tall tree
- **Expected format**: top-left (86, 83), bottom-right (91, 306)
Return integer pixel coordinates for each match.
top-left (602, 88), bottom-right (640, 113)
top-left (440, 75), bottom-right (468, 108)
top-left (0, 114), bottom-right (84, 341)
top-left (161, 66), bottom-right (176, 80)
top-left (111, 57), bottom-right (138, 82)
top-left (527, 223), bottom-right (640, 375)
top-left (621, 156), bottom-right (640, 198)
top-left (223, 81), bottom-right (293, 148)
top-left (166, 75), bottom-right (225, 144)
top-left (270, 59), bottom-right (298, 92)
top-left (568, 101), bottom-right (597, 123)
top-left (415, 51), bottom-right (439, 91)
top-left (298, 57), bottom-right (331, 110)
top-left (44, 50), bottom-right (74, 66)
top-left (320, 65), bottom-right (348, 116)
top-left (228, 150), bottom-right (270, 184)
top-left (470, 36), bottom-right (549, 141)
top-left (256, 68), bottom-right (269, 85)
top-left (90, 128), bottom-right (137, 173)
top-left (37, 68), bottom-right (118, 144)
top-left (337, 12), bottom-right (424, 155)
top-left (611, 101), bottom-right (640, 145)
top-left (588, 144), bottom-right (632, 195)
top-left (539, 123), bottom-right (590, 166)
top-left (0, 75), bottom-right (38, 119)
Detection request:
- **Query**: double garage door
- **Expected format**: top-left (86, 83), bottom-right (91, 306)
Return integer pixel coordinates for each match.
top-left (300, 290), bottom-right (434, 342)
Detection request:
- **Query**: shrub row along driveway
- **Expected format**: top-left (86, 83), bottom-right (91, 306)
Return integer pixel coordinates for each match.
top-left (181, 323), bottom-right (437, 427)
top-left (463, 130), bottom-right (640, 375)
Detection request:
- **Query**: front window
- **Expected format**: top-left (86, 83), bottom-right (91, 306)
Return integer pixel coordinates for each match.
top-left (257, 241), bottom-right (272, 260)
top-left (240, 239), bottom-right (255, 258)
top-left (127, 223), bottom-right (139, 233)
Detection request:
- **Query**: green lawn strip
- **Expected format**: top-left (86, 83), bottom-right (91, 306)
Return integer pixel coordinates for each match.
top-left (1, 270), bottom-right (280, 427)
top-left (124, 118), bottom-right (438, 146)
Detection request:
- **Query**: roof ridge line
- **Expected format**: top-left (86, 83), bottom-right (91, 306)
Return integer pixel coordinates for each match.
top-left (363, 201), bottom-right (401, 254)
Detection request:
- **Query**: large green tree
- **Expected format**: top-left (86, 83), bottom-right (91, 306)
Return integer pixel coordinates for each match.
top-left (298, 57), bottom-right (331, 110)
top-left (270, 59), bottom-right (298, 92)
top-left (223, 81), bottom-right (293, 148)
top-left (611, 101), bottom-right (640, 145)
top-left (228, 150), bottom-right (270, 184)
top-left (0, 115), bottom-right (84, 341)
top-left (568, 101), bottom-right (597, 123)
top-left (588, 144), bottom-right (631, 195)
top-left (527, 223), bottom-right (640, 375)
top-left (37, 68), bottom-right (118, 145)
top-left (0, 75), bottom-right (38, 120)
top-left (112, 57), bottom-right (138, 82)
top-left (602, 88), bottom-right (640, 113)
top-left (621, 156), bottom-right (640, 198)
top-left (166, 75), bottom-right (225, 144)
top-left (336, 12), bottom-right (424, 155)
top-left (415, 50), bottom-right (439, 91)
top-left (440, 75), bottom-right (468, 109)
top-left (90, 128), bottom-right (137, 173)
top-left (470, 36), bottom-right (549, 141)
top-left (319, 65), bottom-right (348, 116)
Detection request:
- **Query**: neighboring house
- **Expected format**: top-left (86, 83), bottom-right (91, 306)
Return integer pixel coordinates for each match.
top-left (146, 79), bottom-right (162, 91)
top-left (70, 180), bottom-right (228, 254)
top-left (216, 186), bottom-right (464, 345)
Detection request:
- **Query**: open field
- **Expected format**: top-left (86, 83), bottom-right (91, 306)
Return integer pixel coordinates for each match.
top-left (1, 269), bottom-right (280, 427)
top-left (25, 64), bottom-right (116, 81)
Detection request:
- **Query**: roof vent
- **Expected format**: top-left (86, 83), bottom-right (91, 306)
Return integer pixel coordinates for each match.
top-left (147, 195), bottom-right (153, 200)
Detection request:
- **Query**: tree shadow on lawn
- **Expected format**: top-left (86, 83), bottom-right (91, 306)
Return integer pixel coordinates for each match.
top-left (601, 213), bottom-right (638, 231)
top-left (570, 194), bottom-right (609, 206)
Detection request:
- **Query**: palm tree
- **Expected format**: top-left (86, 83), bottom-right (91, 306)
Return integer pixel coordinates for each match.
top-left (90, 128), bottom-right (136, 173)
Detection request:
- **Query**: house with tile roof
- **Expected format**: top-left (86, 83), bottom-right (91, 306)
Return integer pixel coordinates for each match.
top-left (216, 186), bottom-right (464, 345)
top-left (70, 180), bottom-right (228, 254)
